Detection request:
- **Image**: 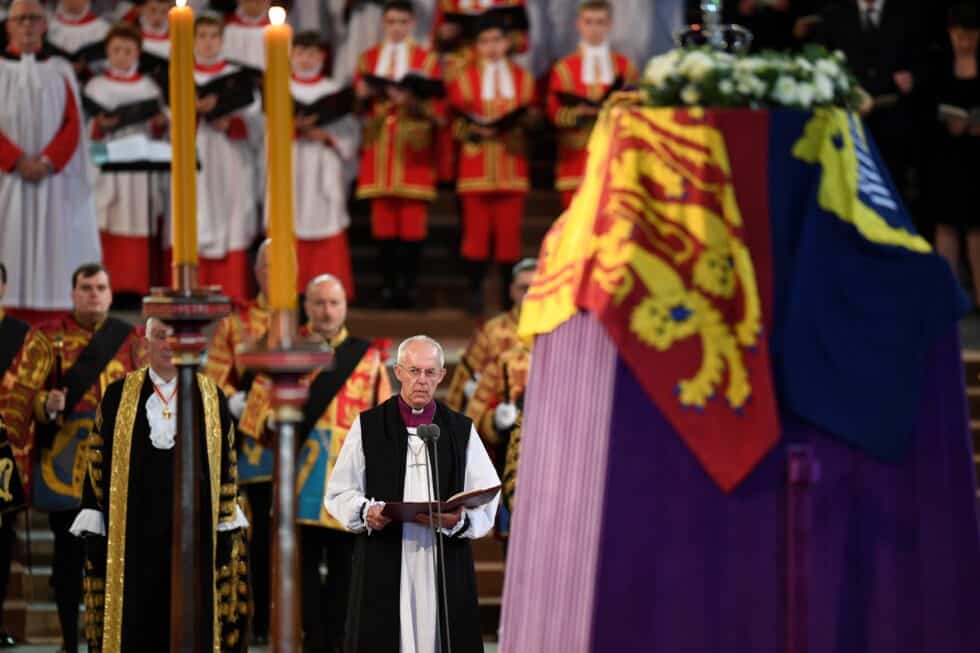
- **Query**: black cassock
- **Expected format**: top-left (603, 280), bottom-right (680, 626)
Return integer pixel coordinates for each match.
top-left (80, 368), bottom-right (249, 652)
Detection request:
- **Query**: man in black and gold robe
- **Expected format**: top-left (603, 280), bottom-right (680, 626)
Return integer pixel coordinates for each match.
top-left (72, 318), bottom-right (249, 652)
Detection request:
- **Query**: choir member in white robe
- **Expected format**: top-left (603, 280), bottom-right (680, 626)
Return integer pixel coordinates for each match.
top-left (84, 23), bottom-right (167, 295)
top-left (328, 0), bottom-right (383, 84)
top-left (286, 30), bottom-right (360, 298)
top-left (327, 335), bottom-right (500, 653)
top-left (44, 0), bottom-right (110, 80)
top-left (220, 0), bottom-right (269, 72)
top-left (168, 12), bottom-right (263, 303)
top-left (0, 0), bottom-right (100, 312)
top-left (138, 0), bottom-right (171, 61)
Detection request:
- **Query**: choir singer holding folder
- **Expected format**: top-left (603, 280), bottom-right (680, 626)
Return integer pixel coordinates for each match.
top-left (326, 335), bottom-right (500, 653)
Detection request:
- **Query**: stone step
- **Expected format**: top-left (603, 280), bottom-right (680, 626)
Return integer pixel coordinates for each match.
top-left (471, 536), bottom-right (505, 564)
top-left (9, 564), bottom-right (53, 603)
top-left (347, 308), bottom-right (479, 342)
top-left (962, 350), bottom-right (980, 385)
top-left (475, 560), bottom-right (506, 599)
top-left (968, 387), bottom-right (980, 421)
top-left (348, 188), bottom-right (564, 222)
top-left (12, 529), bottom-right (54, 569)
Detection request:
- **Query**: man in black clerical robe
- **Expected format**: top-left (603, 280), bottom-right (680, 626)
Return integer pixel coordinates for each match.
top-left (326, 335), bottom-right (501, 653)
top-left (73, 319), bottom-right (249, 653)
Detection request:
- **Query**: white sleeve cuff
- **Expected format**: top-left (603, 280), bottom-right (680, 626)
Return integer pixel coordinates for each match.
top-left (228, 391), bottom-right (247, 420)
top-left (440, 512), bottom-right (469, 537)
top-left (217, 505), bottom-right (250, 532)
top-left (70, 509), bottom-right (106, 537)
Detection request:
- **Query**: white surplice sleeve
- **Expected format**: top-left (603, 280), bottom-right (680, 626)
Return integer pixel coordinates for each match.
top-left (325, 416), bottom-right (371, 533)
top-left (451, 425), bottom-right (501, 540)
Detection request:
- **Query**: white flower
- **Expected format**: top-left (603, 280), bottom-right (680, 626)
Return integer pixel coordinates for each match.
top-left (644, 49), bottom-right (682, 86)
top-left (772, 75), bottom-right (800, 106)
top-left (734, 70), bottom-right (767, 98)
top-left (795, 57), bottom-right (815, 72)
top-left (815, 58), bottom-right (839, 78)
top-left (678, 50), bottom-right (716, 82)
top-left (796, 82), bottom-right (815, 107)
top-left (813, 72), bottom-right (834, 102)
top-left (719, 79), bottom-right (735, 95)
top-left (680, 84), bottom-right (701, 105)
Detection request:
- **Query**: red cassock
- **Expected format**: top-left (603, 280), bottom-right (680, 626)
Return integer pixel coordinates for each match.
top-left (431, 0), bottom-right (530, 183)
top-left (447, 60), bottom-right (535, 262)
top-left (354, 42), bottom-right (443, 242)
top-left (547, 49), bottom-right (637, 208)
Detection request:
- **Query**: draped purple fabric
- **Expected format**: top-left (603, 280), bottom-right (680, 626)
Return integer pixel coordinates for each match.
top-left (499, 312), bottom-right (617, 651)
top-left (500, 313), bottom-right (980, 653)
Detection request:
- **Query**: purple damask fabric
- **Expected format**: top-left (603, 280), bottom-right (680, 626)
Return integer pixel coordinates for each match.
top-left (500, 313), bottom-right (980, 653)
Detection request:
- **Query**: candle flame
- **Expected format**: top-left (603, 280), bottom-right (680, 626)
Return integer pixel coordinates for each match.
top-left (175, 0), bottom-right (187, 7)
top-left (269, 6), bottom-right (286, 25)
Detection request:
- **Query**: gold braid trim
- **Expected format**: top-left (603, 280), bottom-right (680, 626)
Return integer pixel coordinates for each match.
top-left (198, 373), bottom-right (223, 653)
top-left (84, 570), bottom-right (105, 653)
top-left (102, 369), bottom-right (145, 653)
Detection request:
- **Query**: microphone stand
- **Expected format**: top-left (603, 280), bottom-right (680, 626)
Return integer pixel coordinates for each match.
top-left (420, 425), bottom-right (453, 653)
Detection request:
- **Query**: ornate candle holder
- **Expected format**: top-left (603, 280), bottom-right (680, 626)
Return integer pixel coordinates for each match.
top-left (237, 309), bottom-right (334, 652)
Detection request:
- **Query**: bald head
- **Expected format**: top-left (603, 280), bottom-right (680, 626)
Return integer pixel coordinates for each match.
top-left (9, 0), bottom-right (43, 12)
top-left (7, 0), bottom-right (46, 53)
top-left (394, 336), bottom-right (446, 409)
top-left (304, 274), bottom-right (347, 341)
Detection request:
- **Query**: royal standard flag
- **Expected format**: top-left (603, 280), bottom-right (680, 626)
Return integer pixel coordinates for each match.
top-left (520, 104), bottom-right (966, 490)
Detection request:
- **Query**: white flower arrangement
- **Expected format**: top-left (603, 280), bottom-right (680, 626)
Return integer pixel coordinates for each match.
top-left (641, 45), bottom-right (861, 110)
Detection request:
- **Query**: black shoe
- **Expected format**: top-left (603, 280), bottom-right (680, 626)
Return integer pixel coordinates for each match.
top-left (0, 631), bottom-right (15, 648)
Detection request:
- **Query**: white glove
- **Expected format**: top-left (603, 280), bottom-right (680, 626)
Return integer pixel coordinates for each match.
top-left (493, 402), bottom-right (518, 431)
top-left (463, 373), bottom-right (481, 399)
top-left (228, 390), bottom-right (247, 420)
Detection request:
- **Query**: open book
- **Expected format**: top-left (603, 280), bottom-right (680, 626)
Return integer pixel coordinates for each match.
top-left (461, 106), bottom-right (529, 137)
top-left (91, 133), bottom-right (172, 165)
top-left (362, 73), bottom-right (445, 100)
top-left (294, 86), bottom-right (355, 126)
top-left (555, 76), bottom-right (624, 108)
top-left (82, 96), bottom-right (162, 133)
top-left (938, 103), bottom-right (980, 128)
top-left (381, 485), bottom-right (501, 522)
top-left (196, 70), bottom-right (257, 120)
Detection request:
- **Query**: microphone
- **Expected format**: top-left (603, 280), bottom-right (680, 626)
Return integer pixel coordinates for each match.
top-left (416, 424), bottom-right (441, 442)
top-left (417, 422), bottom-right (452, 653)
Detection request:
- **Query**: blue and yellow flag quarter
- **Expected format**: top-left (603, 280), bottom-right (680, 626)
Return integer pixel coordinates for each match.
top-left (771, 108), bottom-right (968, 460)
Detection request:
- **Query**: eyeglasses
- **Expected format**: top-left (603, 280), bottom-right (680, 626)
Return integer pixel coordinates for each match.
top-left (9, 14), bottom-right (45, 25)
top-left (397, 365), bottom-right (442, 380)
